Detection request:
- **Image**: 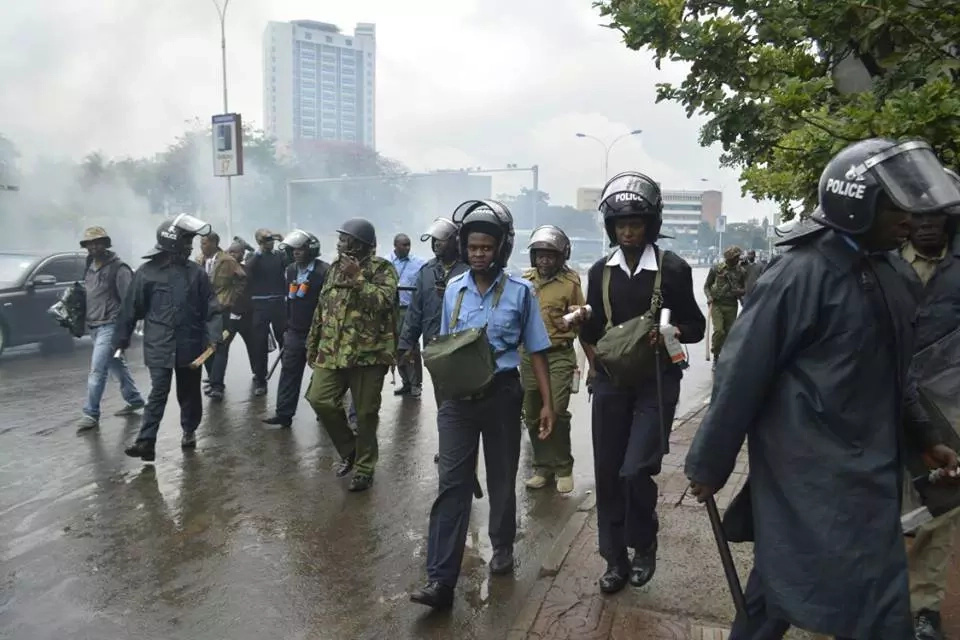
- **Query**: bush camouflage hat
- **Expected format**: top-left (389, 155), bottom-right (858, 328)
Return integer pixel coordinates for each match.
top-left (80, 226), bottom-right (111, 248)
top-left (723, 245), bottom-right (743, 261)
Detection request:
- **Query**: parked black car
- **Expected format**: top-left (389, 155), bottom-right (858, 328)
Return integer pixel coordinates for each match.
top-left (0, 251), bottom-right (87, 357)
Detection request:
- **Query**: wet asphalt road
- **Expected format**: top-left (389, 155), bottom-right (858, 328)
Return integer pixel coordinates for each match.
top-left (0, 268), bottom-right (713, 640)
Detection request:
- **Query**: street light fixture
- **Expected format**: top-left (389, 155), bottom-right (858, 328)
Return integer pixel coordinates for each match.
top-left (575, 129), bottom-right (643, 183)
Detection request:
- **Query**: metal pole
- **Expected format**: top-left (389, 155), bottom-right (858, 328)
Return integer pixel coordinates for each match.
top-left (285, 180), bottom-right (293, 231)
top-left (531, 165), bottom-right (539, 228)
top-left (215, 0), bottom-right (234, 239)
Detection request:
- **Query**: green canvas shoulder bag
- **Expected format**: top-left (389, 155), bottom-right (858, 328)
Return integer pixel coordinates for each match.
top-left (423, 276), bottom-right (507, 401)
top-left (594, 252), bottom-right (663, 387)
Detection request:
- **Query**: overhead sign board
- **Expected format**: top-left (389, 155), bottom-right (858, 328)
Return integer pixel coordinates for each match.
top-left (716, 215), bottom-right (727, 233)
top-left (212, 113), bottom-right (244, 177)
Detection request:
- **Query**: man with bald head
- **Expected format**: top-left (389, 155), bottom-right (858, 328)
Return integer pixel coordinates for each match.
top-left (389, 232), bottom-right (427, 397)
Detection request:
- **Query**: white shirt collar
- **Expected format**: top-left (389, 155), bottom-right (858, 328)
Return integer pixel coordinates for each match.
top-left (606, 245), bottom-right (658, 277)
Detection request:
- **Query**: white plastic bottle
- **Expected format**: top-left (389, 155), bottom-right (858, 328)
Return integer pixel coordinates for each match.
top-left (659, 308), bottom-right (689, 369)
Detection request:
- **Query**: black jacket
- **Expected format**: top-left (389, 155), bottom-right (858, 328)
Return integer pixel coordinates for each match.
top-left (285, 259), bottom-right (330, 335)
top-left (115, 257), bottom-right (223, 369)
top-left (580, 246), bottom-right (705, 348)
top-left (686, 228), bottom-right (936, 638)
top-left (246, 250), bottom-right (287, 299)
top-left (399, 258), bottom-right (469, 350)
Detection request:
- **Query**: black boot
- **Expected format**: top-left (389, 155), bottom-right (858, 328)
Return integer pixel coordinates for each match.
top-left (915, 609), bottom-right (943, 640)
top-left (489, 546), bottom-right (515, 575)
top-left (335, 451), bottom-right (356, 478)
top-left (598, 561), bottom-right (629, 594)
top-left (348, 474), bottom-right (373, 492)
top-left (393, 384), bottom-right (412, 396)
top-left (629, 541), bottom-right (657, 588)
top-left (262, 415), bottom-right (292, 428)
top-left (124, 440), bottom-right (156, 462)
top-left (410, 581), bottom-right (454, 609)
top-left (181, 432), bottom-right (197, 449)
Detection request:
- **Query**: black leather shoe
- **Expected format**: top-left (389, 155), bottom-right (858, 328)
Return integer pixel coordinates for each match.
top-left (629, 541), bottom-right (657, 588)
top-left (262, 415), bottom-right (292, 428)
top-left (599, 562), bottom-right (629, 594)
top-left (206, 389), bottom-right (223, 401)
top-left (335, 452), bottom-right (356, 478)
top-left (181, 432), bottom-right (197, 449)
top-left (253, 384), bottom-right (268, 397)
top-left (393, 385), bottom-right (412, 396)
top-left (410, 581), bottom-right (454, 609)
top-left (410, 386), bottom-right (422, 398)
top-left (915, 609), bottom-right (943, 640)
top-left (124, 440), bottom-right (156, 462)
top-left (348, 474), bottom-right (373, 492)
top-left (489, 546), bottom-right (514, 575)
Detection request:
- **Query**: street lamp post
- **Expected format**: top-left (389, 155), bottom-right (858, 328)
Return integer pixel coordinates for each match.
top-left (213, 0), bottom-right (234, 239)
top-left (576, 129), bottom-right (643, 249)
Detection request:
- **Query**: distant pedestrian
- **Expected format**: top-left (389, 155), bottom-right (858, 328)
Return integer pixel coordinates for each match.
top-left (77, 226), bottom-right (144, 431)
top-left (389, 233), bottom-right (427, 397)
top-left (704, 245), bottom-right (746, 369)
top-left (247, 228), bottom-right (287, 396)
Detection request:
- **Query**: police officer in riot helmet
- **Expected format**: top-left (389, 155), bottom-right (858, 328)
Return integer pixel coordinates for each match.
top-left (262, 230), bottom-right (330, 428)
top-left (686, 139), bottom-right (960, 639)
top-left (411, 200), bottom-right (556, 609)
top-left (115, 214), bottom-right (223, 461)
top-left (579, 172), bottom-right (705, 595)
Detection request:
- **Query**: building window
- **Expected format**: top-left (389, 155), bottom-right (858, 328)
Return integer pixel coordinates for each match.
top-left (346, 39), bottom-right (353, 46)
top-left (325, 36), bottom-right (333, 43)
top-left (305, 32), bottom-right (313, 40)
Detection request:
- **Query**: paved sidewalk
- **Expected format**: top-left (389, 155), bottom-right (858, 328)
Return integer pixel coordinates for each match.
top-left (510, 403), bottom-right (960, 640)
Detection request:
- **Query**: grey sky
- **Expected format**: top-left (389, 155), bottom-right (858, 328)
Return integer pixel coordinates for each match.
top-left (0, 0), bottom-right (773, 222)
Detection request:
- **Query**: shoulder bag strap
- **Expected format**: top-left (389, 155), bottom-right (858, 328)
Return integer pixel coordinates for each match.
top-left (650, 251), bottom-right (664, 319)
top-left (602, 266), bottom-right (613, 331)
top-left (451, 288), bottom-right (467, 330)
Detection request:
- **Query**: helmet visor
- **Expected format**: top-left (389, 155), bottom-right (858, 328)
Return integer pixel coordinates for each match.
top-left (452, 200), bottom-right (513, 226)
top-left (172, 213), bottom-right (212, 236)
top-left (526, 225), bottom-right (569, 253)
top-left (420, 218), bottom-right (458, 242)
top-left (281, 229), bottom-right (311, 249)
top-left (599, 172), bottom-right (660, 212)
top-left (860, 142), bottom-right (960, 214)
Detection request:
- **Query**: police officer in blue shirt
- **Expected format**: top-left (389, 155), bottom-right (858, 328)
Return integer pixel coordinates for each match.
top-left (410, 200), bottom-right (557, 609)
top-left (389, 233), bottom-right (427, 396)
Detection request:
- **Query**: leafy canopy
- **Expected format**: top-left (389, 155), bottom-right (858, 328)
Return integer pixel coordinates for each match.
top-left (596, 0), bottom-right (960, 218)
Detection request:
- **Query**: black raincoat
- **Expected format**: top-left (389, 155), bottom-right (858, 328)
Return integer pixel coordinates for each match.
top-left (114, 256), bottom-right (222, 369)
top-left (686, 228), bottom-right (939, 639)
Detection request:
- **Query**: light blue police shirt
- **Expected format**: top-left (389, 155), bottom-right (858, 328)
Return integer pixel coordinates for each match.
top-left (390, 252), bottom-right (427, 307)
top-left (440, 270), bottom-right (552, 372)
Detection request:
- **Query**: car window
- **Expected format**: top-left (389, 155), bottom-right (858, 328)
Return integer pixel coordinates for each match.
top-left (35, 256), bottom-right (83, 283)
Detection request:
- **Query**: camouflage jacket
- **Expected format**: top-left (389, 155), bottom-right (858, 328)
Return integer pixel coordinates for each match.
top-left (306, 254), bottom-right (399, 369)
top-left (704, 261), bottom-right (747, 304)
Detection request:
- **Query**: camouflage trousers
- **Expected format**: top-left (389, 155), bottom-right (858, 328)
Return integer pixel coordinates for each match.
top-left (306, 365), bottom-right (389, 477)
top-left (520, 346), bottom-right (577, 477)
top-left (711, 302), bottom-right (739, 359)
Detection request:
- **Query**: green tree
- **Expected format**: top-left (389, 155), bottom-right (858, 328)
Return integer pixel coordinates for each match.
top-left (596, 0), bottom-right (960, 218)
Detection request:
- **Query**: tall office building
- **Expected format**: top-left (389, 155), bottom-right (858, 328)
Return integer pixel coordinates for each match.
top-left (263, 20), bottom-right (376, 149)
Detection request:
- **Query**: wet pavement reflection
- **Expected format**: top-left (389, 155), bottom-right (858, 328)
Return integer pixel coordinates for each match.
top-left (0, 268), bottom-right (713, 639)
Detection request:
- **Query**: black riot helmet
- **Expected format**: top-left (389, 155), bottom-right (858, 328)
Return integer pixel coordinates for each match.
top-left (598, 171), bottom-right (664, 246)
top-left (336, 217), bottom-right (377, 248)
top-left (279, 229), bottom-right (321, 262)
top-left (453, 199), bottom-right (515, 270)
top-left (420, 217), bottom-right (459, 243)
top-left (143, 213), bottom-right (212, 260)
top-left (527, 224), bottom-right (571, 267)
top-left (813, 138), bottom-right (960, 235)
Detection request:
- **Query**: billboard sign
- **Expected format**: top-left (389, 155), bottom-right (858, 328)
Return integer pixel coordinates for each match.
top-left (212, 113), bottom-right (244, 177)
top-left (716, 215), bottom-right (727, 233)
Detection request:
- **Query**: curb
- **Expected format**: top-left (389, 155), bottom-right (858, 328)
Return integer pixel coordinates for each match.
top-left (508, 403), bottom-right (709, 640)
